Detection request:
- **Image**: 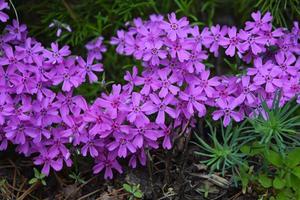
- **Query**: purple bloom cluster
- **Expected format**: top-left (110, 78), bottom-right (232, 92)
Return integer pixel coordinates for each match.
top-left (111, 12), bottom-right (300, 127)
top-left (1, 3), bottom-right (300, 179)
top-left (0, 16), bottom-right (106, 176)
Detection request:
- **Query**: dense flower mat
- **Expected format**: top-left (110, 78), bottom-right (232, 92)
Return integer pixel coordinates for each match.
top-left (0, 0), bottom-right (299, 179)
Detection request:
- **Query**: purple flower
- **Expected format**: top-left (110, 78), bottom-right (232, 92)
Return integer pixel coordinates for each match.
top-left (85, 36), bottom-right (107, 60)
top-left (52, 58), bottom-right (82, 91)
top-left (207, 25), bottom-right (228, 57)
top-left (96, 84), bottom-right (127, 119)
top-left (253, 66), bottom-right (283, 93)
top-left (107, 132), bottom-right (136, 158)
top-left (179, 86), bottom-right (207, 117)
top-left (81, 135), bottom-right (103, 157)
top-left (157, 68), bottom-right (180, 97)
top-left (149, 93), bottom-right (176, 124)
top-left (194, 70), bottom-right (220, 98)
top-left (160, 12), bottom-right (189, 41)
top-left (34, 148), bottom-right (62, 175)
top-left (237, 76), bottom-right (257, 104)
top-left (77, 55), bottom-right (103, 83)
top-left (32, 96), bottom-right (61, 126)
top-left (93, 153), bottom-right (123, 179)
top-left (126, 92), bottom-right (154, 126)
top-left (238, 30), bottom-right (267, 55)
top-left (123, 66), bottom-right (144, 92)
top-left (219, 27), bottom-right (243, 56)
top-left (143, 41), bottom-right (167, 65)
top-left (110, 30), bottom-right (126, 54)
top-left (275, 52), bottom-right (297, 76)
top-left (43, 43), bottom-right (71, 64)
top-left (0, 0), bottom-right (9, 23)
top-left (83, 109), bottom-right (111, 136)
top-left (15, 37), bottom-right (44, 66)
top-left (5, 20), bottom-right (27, 41)
top-left (212, 98), bottom-right (244, 127)
top-left (166, 38), bottom-right (193, 62)
top-left (245, 11), bottom-right (272, 33)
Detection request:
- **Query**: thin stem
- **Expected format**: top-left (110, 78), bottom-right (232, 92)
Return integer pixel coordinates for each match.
top-left (9, 0), bottom-right (19, 24)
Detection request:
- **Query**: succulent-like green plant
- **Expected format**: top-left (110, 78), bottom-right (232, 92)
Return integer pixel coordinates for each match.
top-left (192, 121), bottom-right (247, 176)
top-left (246, 92), bottom-right (300, 151)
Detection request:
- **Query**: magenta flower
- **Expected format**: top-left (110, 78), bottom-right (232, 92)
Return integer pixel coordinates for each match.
top-left (237, 76), bottom-right (257, 104)
top-left (157, 68), bottom-right (180, 97)
top-left (166, 38), bottom-right (193, 62)
top-left (143, 41), bottom-right (167, 65)
top-left (15, 37), bottom-right (44, 66)
top-left (0, 0), bottom-right (9, 22)
top-left (238, 30), bottom-right (267, 55)
top-left (194, 70), bottom-right (220, 98)
top-left (34, 148), bottom-right (62, 175)
top-left (107, 132), bottom-right (136, 158)
top-left (96, 84), bottom-right (127, 119)
top-left (149, 93), bottom-right (176, 124)
top-left (219, 27), bottom-right (243, 56)
top-left (179, 86), bottom-right (207, 117)
top-left (110, 30), bottom-right (126, 54)
top-left (245, 11), bottom-right (272, 33)
top-left (43, 43), bottom-right (71, 64)
top-left (212, 98), bottom-right (244, 127)
top-left (85, 36), bottom-right (107, 60)
top-left (160, 12), bottom-right (189, 41)
top-left (253, 66), bottom-right (283, 93)
top-left (126, 92), bottom-right (154, 125)
top-left (77, 55), bottom-right (103, 83)
top-left (131, 123), bottom-right (162, 148)
top-left (93, 153), bottom-right (123, 179)
top-left (275, 52), bottom-right (297, 76)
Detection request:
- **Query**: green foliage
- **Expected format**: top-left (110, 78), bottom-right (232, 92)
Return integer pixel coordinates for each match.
top-left (243, 149), bottom-right (300, 199)
top-left (192, 121), bottom-right (248, 176)
top-left (245, 93), bottom-right (300, 151)
top-left (29, 168), bottom-right (47, 186)
top-left (123, 183), bottom-right (143, 200)
top-left (69, 172), bottom-right (86, 184)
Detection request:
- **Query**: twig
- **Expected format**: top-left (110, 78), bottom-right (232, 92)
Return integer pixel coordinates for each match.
top-left (77, 188), bottom-right (102, 200)
top-left (17, 182), bottom-right (40, 200)
top-left (174, 119), bottom-right (191, 141)
top-left (16, 178), bottom-right (27, 198)
top-left (8, 0), bottom-right (19, 24)
top-left (64, 174), bottom-right (98, 200)
top-left (62, 0), bottom-right (78, 21)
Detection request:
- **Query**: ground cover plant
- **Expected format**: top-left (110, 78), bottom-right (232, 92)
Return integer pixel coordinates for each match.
top-left (0, 0), bottom-right (300, 199)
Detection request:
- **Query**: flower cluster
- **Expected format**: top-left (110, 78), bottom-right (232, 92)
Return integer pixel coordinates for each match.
top-left (1, 1), bottom-right (300, 180)
top-left (0, 16), bottom-right (105, 176)
top-left (111, 12), bottom-right (300, 127)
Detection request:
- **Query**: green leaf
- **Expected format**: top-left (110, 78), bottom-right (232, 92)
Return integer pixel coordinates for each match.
top-left (258, 174), bottom-right (272, 188)
top-left (33, 168), bottom-right (40, 178)
top-left (292, 167), bottom-right (300, 179)
top-left (273, 176), bottom-right (286, 189)
top-left (41, 180), bottom-right (47, 186)
top-left (286, 148), bottom-right (300, 167)
top-left (123, 183), bottom-right (132, 193)
top-left (28, 178), bottom-right (38, 185)
top-left (265, 151), bottom-right (282, 167)
top-left (133, 191), bottom-right (143, 198)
